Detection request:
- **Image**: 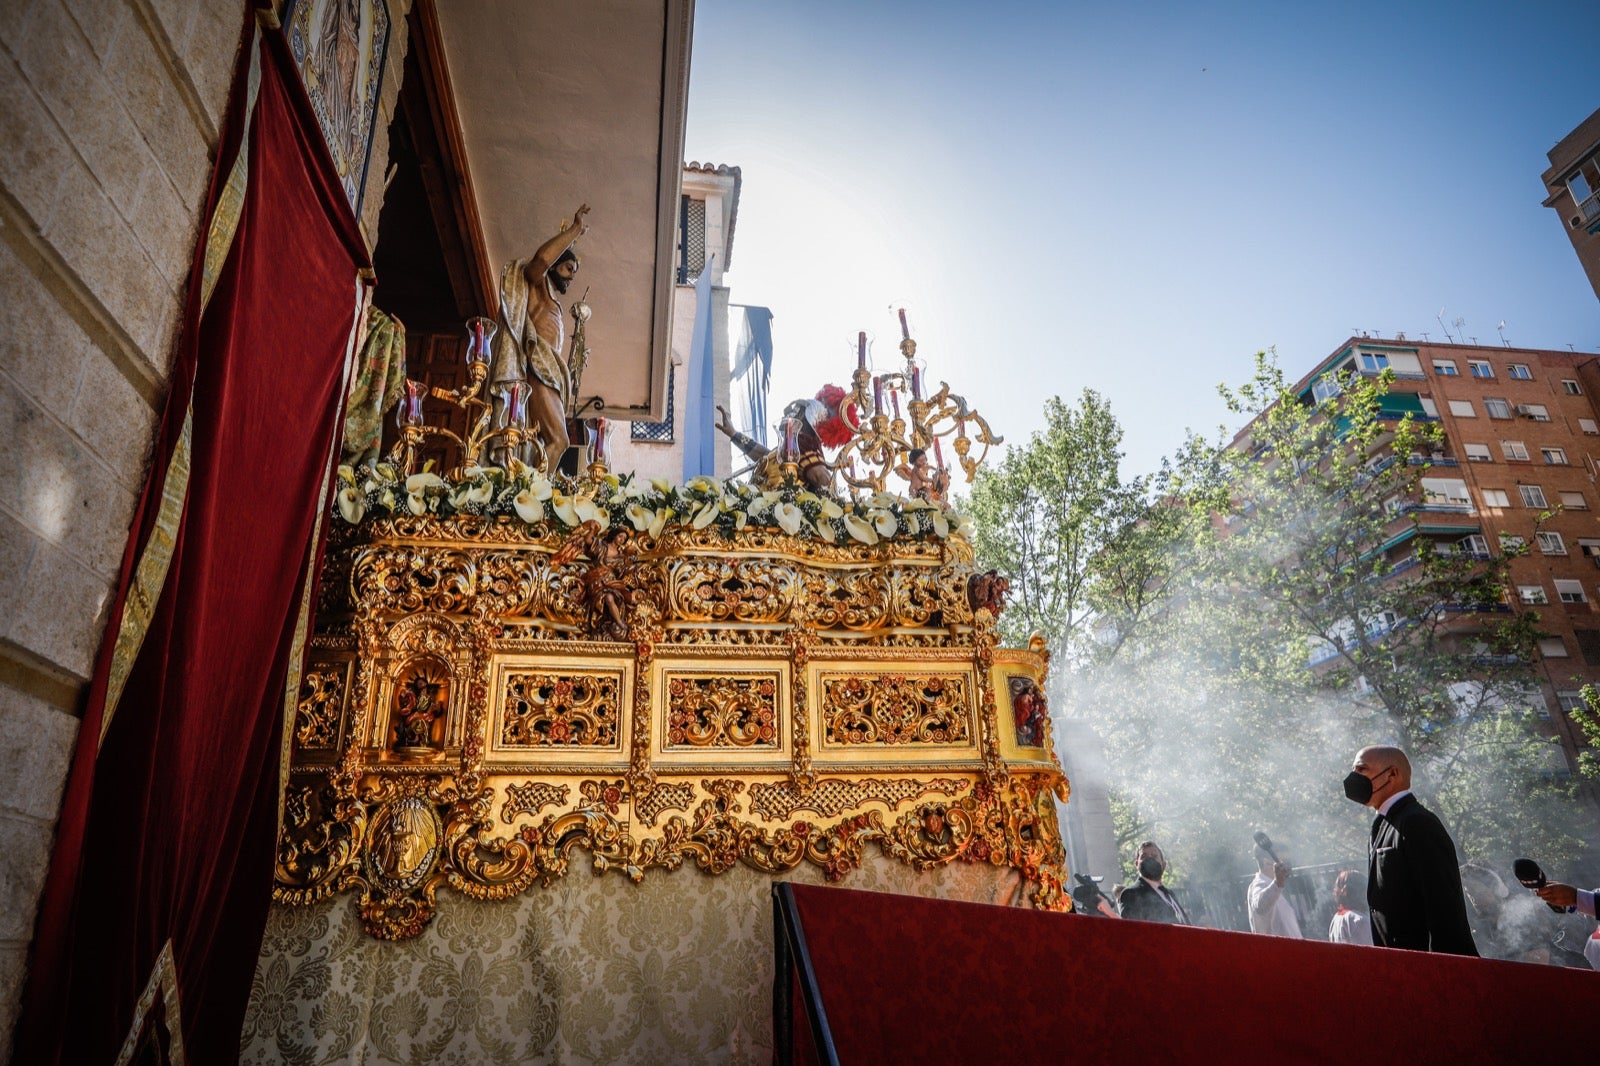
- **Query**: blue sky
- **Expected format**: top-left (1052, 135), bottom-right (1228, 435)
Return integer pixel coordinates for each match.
top-left (685, 0), bottom-right (1600, 479)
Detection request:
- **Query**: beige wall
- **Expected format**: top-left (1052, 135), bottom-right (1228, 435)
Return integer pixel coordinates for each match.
top-left (0, 1), bottom-right (409, 1058)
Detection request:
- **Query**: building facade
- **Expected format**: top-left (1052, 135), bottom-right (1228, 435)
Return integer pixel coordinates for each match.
top-left (608, 162), bottom-right (754, 483)
top-left (1541, 106), bottom-right (1600, 303)
top-left (1291, 337), bottom-right (1600, 774)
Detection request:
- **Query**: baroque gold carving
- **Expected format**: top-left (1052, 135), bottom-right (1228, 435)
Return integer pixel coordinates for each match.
top-left (748, 776), bottom-right (969, 820)
top-left (665, 674), bottom-right (779, 748)
top-left (279, 506), bottom-right (1069, 939)
top-left (820, 673), bottom-right (972, 746)
top-left (500, 671), bottom-right (620, 748)
top-left (634, 781), bottom-right (694, 825)
top-left (499, 781), bottom-right (570, 822)
top-left (293, 668), bottom-right (346, 750)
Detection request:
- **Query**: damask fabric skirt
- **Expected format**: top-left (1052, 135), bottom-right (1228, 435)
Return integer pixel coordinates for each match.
top-left (241, 856), bottom-right (1017, 1064)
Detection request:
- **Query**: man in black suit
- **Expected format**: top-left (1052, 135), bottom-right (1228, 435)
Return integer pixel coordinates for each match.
top-left (1117, 841), bottom-right (1190, 925)
top-left (1344, 745), bottom-right (1477, 955)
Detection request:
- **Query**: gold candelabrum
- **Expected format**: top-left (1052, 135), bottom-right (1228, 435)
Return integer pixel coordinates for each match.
top-left (386, 314), bottom-right (608, 480)
top-left (835, 310), bottom-right (1002, 496)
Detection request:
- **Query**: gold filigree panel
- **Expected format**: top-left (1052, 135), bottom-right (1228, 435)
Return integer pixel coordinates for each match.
top-left (665, 674), bottom-right (780, 750)
top-left (502, 673), bottom-right (621, 748)
top-left (651, 663), bottom-right (790, 768)
top-left (747, 776), bottom-right (969, 820)
top-left (816, 671), bottom-right (974, 748)
top-left (292, 660), bottom-right (351, 753)
top-left (486, 657), bottom-right (632, 765)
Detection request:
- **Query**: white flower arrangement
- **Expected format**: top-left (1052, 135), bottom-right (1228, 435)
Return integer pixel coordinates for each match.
top-left (333, 462), bottom-right (969, 545)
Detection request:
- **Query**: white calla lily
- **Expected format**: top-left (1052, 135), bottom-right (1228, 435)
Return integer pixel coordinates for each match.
top-left (513, 489), bottom-right (546, 523)
top-left (774, 501), bottom-right (805, 536)
top-left (870, 508), bottom-right (899, 537)
top-left (692, 502), bottom-right (720, 530)
top-left (843, 513), bottom-right (879, 545)
top-left (405, 472), bottom-right (445, 494)
top-left (522, 471), bottom-right (554, 501)
top-left (573, 495), bottom-right (610, 529)
top-left (648, 507), bottom-right (673, 540)
top-left (626, 503), bottom-right (655, 531)
top-left (336, 485), bottom-right (366, 523)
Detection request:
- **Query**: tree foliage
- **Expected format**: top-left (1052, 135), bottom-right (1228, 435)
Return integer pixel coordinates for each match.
top-left (975, 352), bottom-right (1586, 888)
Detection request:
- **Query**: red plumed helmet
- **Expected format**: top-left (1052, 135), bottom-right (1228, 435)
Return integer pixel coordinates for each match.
top-left (810, 384), bottom-right (853, 449)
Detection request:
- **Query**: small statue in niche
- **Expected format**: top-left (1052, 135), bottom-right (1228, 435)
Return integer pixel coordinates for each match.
top-left (551, 521), bottom-right (634, 641)
top-left (392, 668), bottom-right (447, 751)
top-left (967, 569), bottom-right (1010, 618)
top-left (1008, 676), bottom-right (1048, 748)
top-left (491, 204), bottom-right (590, 473)
top-left (894, 447), bottom-right (951, 505)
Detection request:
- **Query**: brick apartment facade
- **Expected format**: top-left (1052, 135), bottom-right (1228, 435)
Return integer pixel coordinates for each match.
top-left (1290, 337), bottom-right (1600, 777)
top-left (1541, 106), bottom-right (1600, 303)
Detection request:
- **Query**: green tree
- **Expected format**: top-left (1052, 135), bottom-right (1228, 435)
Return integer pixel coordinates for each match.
top-left (968, 389), bottom-right (1140, 654)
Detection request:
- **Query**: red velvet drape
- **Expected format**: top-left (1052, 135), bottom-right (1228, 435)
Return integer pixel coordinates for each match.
top-left (16, 8), bottom-right (371, 1062)
top-left (781, 884), bottom-right (1599, 1064)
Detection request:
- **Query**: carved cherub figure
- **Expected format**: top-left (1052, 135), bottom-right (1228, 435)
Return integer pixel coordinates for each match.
top-left (967, 569), bottom-right (1010, 617)
top-left (894, 447), bottom-right (951, 504)
top-left (551, 520), bottom-right (633, 640)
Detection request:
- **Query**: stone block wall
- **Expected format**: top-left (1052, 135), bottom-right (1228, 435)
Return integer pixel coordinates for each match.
top-left (0, 1), bottom-right (410, 1058)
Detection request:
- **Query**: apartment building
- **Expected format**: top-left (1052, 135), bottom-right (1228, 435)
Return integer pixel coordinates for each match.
top-left (1541, 106), bottom-right (1600, 303)
top-left (1293, 337), bottom-right (1600, 769)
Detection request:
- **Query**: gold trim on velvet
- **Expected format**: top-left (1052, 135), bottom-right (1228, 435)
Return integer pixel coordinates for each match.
top-left (114, 938), bottom-right (185, 1066)
top-left (100, 28), bottom-right (265, 749)
top-left (278, 279), bottom-right (371, 836)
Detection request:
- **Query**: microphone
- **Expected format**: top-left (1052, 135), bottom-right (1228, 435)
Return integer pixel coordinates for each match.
top-left (1253, 830), bottom-right (1280, 863)
top-left (1514, 857), bottom-right (1563, 913)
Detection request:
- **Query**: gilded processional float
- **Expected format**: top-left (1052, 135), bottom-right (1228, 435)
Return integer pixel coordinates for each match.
top-left (275, 281), bottom-right (1070, 941)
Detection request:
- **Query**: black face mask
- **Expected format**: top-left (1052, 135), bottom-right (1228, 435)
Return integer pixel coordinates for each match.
top-left (1343, 767), bottom-right (1389, 804)
top-left (1138, 857), bottom-right (1164, 881)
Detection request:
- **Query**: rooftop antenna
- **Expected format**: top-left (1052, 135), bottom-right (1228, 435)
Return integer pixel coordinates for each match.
top-left (1436, 308), bottom-right (1455, 343)
top-left (1497, 320), bottom-right (1510, 347)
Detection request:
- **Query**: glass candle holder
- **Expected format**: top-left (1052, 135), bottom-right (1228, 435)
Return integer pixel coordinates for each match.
top-left (465, 316), bottom-right (497, 366)
top-left (398, 378), bottom-right (427, 427)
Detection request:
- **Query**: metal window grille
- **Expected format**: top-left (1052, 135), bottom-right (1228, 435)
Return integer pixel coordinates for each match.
top-left (631, 373), bottom-right (675, 442)
top-left (677, 196), bottom-right (706, 283)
